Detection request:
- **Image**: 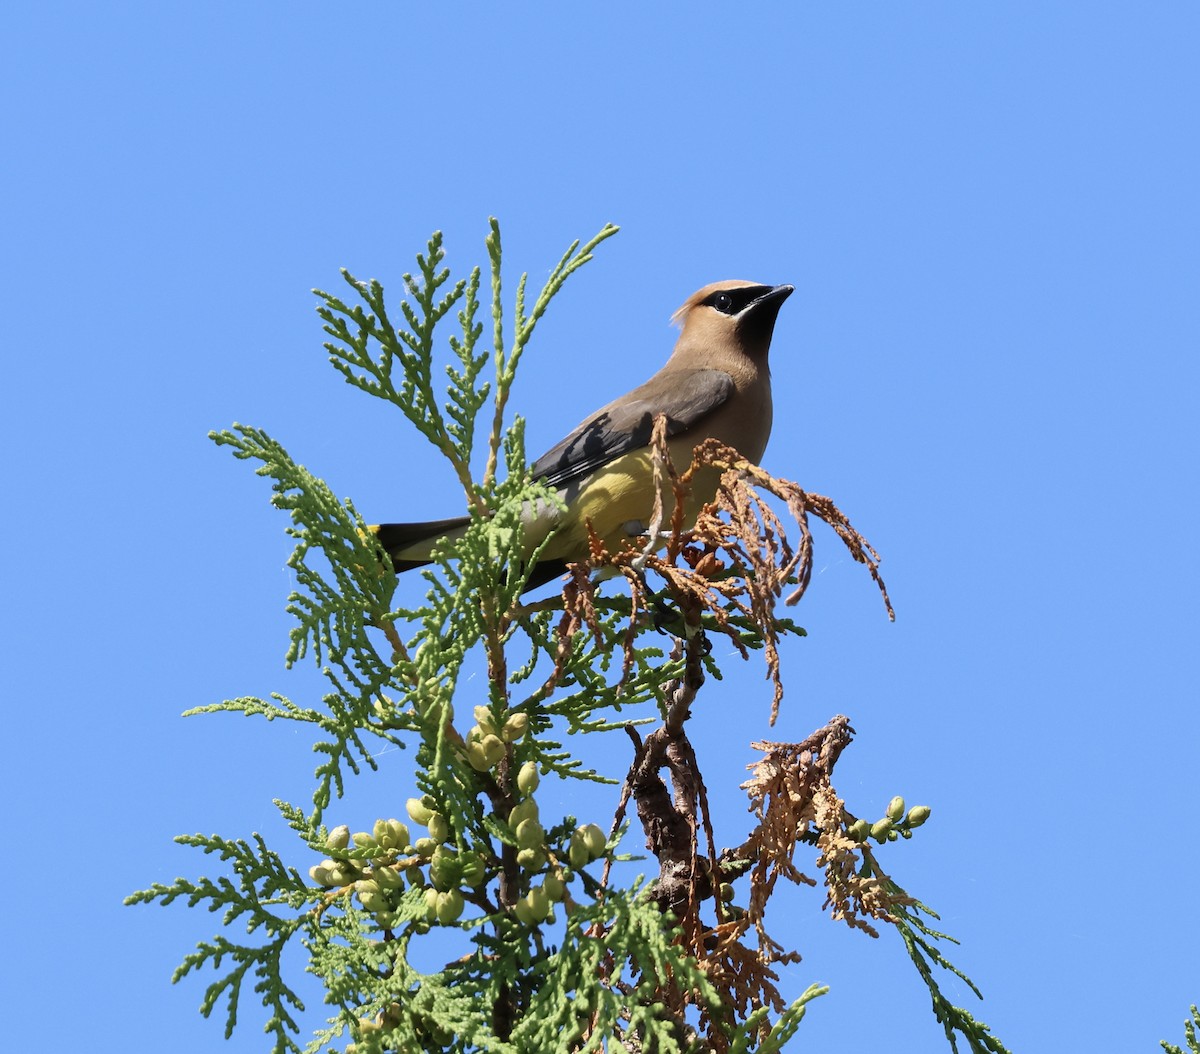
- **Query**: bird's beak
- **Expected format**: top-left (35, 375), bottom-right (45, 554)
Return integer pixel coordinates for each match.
top-left (750, 284), bottom-right (794, 312)
top-left (737, 284), bottom-right (794, 345)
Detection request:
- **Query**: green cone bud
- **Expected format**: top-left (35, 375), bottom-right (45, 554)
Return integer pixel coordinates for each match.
top-left (405, 866), bottom-right (425, 886)
top-left (887, 796), bottom-right (906, 823)
top-left (436, 889), bottom-right (465, 924)
top-left (543, 872), bottom-right (565, 901)
top-left (309, 863), bottom-right (335, 886)
top-left (427, 812), bottom-right (450, 843)
top-left (502, 712), bottom-right (529, 743)
top-left (460, 852), bottom-right (487, 888)
top-left (473, 705), bottom-right (496, 735)
top-left (384, 819), bottom-right (410, 851)
top-left (568, 833), bottom-right (588, 869)
top-left (514, 898), bottom-right (536, 925)
top-left (413, 837), bottom-right (437, 859)
top-left (352, 832), bottom-right (379, 852)
top-left (326, 825), bottom-right (351, 851)
top-left (361, 888), bottom-right (389, 913)
top-left (527, 885), bottom-right (550, 920)
top-left (719, 882), bottom-right (735, 903)
top-left (515, 818), bottom-right (544, 850)
top-left (480, 734), bottom-right (506, 768)
top-left (406, 798), bottom-right (433, 826)
top-left (906, 805), bottom-right (931, 828)
top-left (580, 824), bottom-right (607, 859)
top-left (372, 818), bottom-right (390, 846)
top-left (887, 828), bottom-right (898, 842)
top-left (848, 819), bottom-right (870, 843)
top-left (870, 818), bottom-right (893, 843)
top-left (516, 847), bottom-right (546, 870)
top-left (517, 761), bottom-right (540, 796)
top-left (373, 865), bottom-right (405, 891)
top-left (423, 887), bottom-right (440, 920)
top-left (509, 799), bottom-right (539, 827)
top-left (429, 848), bottom-right (461, 890)
top-left (466, 741), bottom-right (491, 771)
top-left (355, 880), bottom-right (388, 913)
top-left (324, 860), bottom-right (357, 885)
top-left (373, 910), bottom-right (397, 930)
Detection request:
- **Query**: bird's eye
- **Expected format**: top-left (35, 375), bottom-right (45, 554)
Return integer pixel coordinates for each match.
top-left (713, 292), bottom-right (735, 314)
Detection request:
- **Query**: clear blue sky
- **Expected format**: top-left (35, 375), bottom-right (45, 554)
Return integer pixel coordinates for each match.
top-left (4, 4), bottom-right (1197, 1052)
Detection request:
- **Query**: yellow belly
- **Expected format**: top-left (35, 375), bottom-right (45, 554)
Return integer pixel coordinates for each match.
top-left (536, 442), bottom-right (723, 562)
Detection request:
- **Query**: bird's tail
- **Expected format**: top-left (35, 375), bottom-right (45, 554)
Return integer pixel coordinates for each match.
top-left (369, 516), bottom-right (472, 573)
top-left (369, 515), bottom-right (571, 591)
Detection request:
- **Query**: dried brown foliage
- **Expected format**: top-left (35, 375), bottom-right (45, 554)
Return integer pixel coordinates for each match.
top-left (557, 415), bottom-right (893, 725)
top-left (551, 417), bottom-right (904, 1050)
top-left (739, 725), bottom-right (914, 942)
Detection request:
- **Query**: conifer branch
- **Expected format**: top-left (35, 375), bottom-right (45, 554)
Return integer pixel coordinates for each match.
top-left (131, 221), bottom-right (1008, 1054)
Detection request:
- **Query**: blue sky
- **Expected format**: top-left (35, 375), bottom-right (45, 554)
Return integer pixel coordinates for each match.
top-left (4, 4), bottom-right (1197, 1051)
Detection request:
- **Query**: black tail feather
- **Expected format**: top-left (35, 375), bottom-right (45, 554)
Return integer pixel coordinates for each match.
top-left (371, 516), bottom-right (570, 593)
top-left (371, 517), bottom-right (471, 573)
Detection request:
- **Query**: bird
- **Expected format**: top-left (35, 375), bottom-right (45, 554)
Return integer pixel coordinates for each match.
top-left (371, 280), bottom-right (793, 591)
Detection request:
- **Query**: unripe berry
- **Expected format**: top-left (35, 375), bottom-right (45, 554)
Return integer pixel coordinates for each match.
top-left (384, 819), bottom-right (410, 851)
top-left (429, 848), bottom-right (461, 891)
top-left (515, 818), bottom-right (544, 850)
top-left (427, 812), bottom-right (450, 844)
top-left (406, 798), bottom-right (434, 826)
top-left (413, 837), bottom-right (437, 859)
top-left (502, 712), bottom-right (529, 742)
top-left (309, 862), bottom-right (335, 887)
top-left (517, 761), bottom-right (540, 796)
top-left (509, 799), bottom-right (539, 827)
top-left (436, 889), bottom-right (465, 924)
top-left (479, 734), bottom-right (506, 768)
top-left (459, 852), bottom-right (487, 888)
top-left (516, 847), bottom-right (546, 870)
top-left (466, 741), bottom-right (491, 771)
top-left (373, 865), bottom-right (405, 891)
top-left (543, 872), bottom-right (565, 902)
top-left (568, 833), bottom-right (588, 869)
top-left (907, 805), bottom-right (931, 828)
top-left (580, 824), bottom-right (607, 859)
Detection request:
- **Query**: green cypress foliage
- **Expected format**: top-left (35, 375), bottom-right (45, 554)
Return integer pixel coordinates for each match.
top-left (128, 221), bottom-right (1010, 1054)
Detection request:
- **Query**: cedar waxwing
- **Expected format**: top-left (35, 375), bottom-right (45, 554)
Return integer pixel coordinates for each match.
top-left (372, 280), bottom-right (793, 590)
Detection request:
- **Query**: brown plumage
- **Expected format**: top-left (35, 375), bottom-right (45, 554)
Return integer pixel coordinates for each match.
top-left (372, 280), bottom-right (793, 589)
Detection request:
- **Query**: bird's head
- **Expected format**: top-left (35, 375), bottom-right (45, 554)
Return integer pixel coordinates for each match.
top-left (671, 280), bottom-right (794, 361)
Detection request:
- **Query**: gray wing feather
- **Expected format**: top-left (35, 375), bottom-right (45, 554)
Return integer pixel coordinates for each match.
top-left (530, 368), bottom-right (735, 489)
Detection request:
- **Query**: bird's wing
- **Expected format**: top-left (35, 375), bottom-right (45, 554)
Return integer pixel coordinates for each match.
top-left (530, 368), bottom-right (735, 489)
